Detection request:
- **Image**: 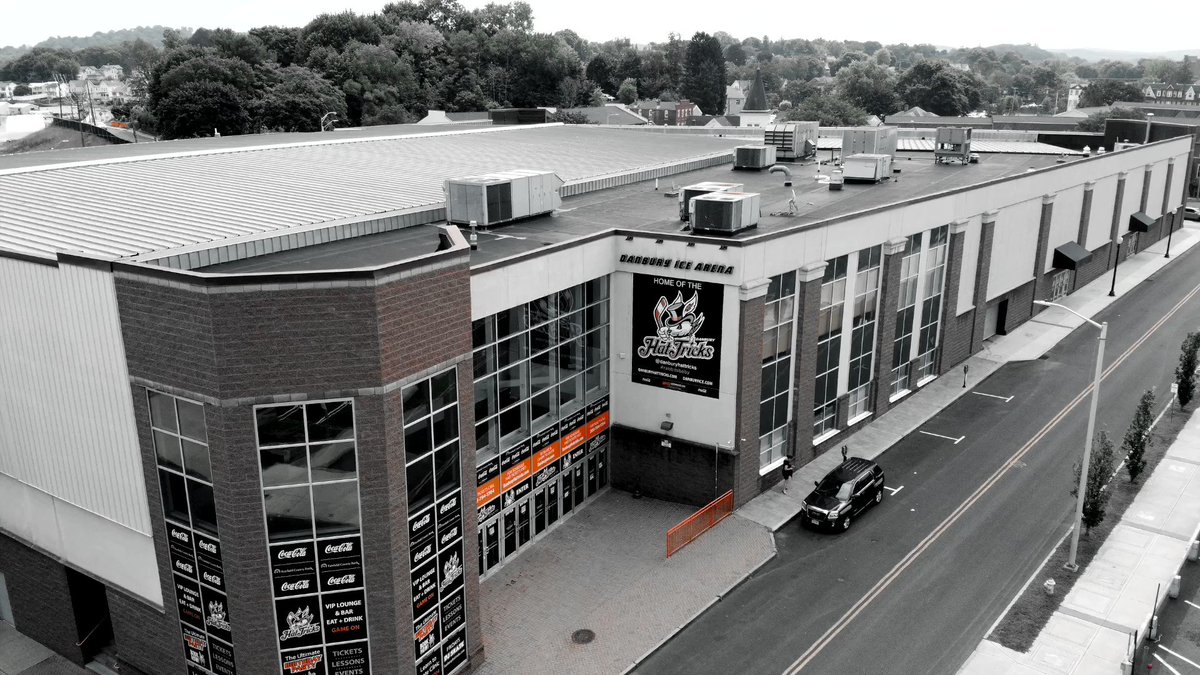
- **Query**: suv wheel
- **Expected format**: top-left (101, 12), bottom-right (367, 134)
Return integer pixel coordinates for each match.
top-left (875, 488), bottom-right (883, 504)
top-left (840, 515), bottom-right (851, 531)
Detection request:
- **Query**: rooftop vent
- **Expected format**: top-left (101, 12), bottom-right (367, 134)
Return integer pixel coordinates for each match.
top-left (842, 126), bottom-right (897, 158)
top-left (933, 127), bottom-right (972, 165)
top-left (690, 192), bottom-right (761, 235)
top-left (733, 145), bottom-right (777, 170)
top-left (763, 122), bottom-right (818, 160)
top-left (445, 170), bottom-right (563, 227)
top-left (678, 181), bottom-right (742, 221)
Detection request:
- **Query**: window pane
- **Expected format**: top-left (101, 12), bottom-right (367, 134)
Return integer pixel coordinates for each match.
top-left (309, 442), bottom-right (356, 482)
top-left (586, 276), bottom-right (608, 304)
top-left (475, 376), bottom-right (497, 423)
top-left (499, 403), bottom-right (528, 441)
top-left (307, 401), bottom-right (354, 443)
top-left (761, 363), bottom-right (775, 402)
top-left (154, 430), bottom-right (183, 472)
top-left (558, 285), bottom-right (584, 314)
top-left (261, 446), bottom-right (309, 487)
top-left (159, 469), bottom-right (189, 525)
top-left (497, 306), bottom-right (526, 338)
top-left (530, 293), bottom-right (558, 324)
top-left (473, 347), bottom-right (495, 379)
top-left (188, 480), bottom-right (218, 535)
top-left (531, 388), bottom-right (554, 426)
top-left (256, 405), bottom-right (305, 446)
top-left (149, 391), bottom-right (177, 433)
top-left (558, 313), bottom-right (584, 342)
top-left (406, 455), bottom-right (435, 515)
top-left (402, 381), bottom-right (430, 422)
top-left (312, 481), bottom-right (360, 538)
top-left (264, 486), bottom-right (312, 542)
top-left (432, 407), bottom-right (459, 447)
top-left (475, 418), bottom-right (495, 457)
top-left (586, 303), bottom-right (608, 330)
top-left (775, 357), bottom-right (791, 394)
top-left (177, 400), bottom-right (207, 443)
top-left (404, 418), bottom-right (432, 463)
top-left (759, 400), bottom-right (773, 435)
top-left (777, 323), bottom-right (792, 358)
top-left (530, 350), bottom-right (554, 392)
top-left (182, 440), bottom-right (212, 482)
top-left (559, 338), bottom-right (584, 378)
top-left (585, 365), bottom-right (607, 394)
top-left (499, 363), bottom-right (528, 409)
top-left (430, 370), bottom-right (457, 411)
top-left (498, 335), bottom-right (527, 369)
top-left (585, 329), bottom-right (607, 368)
top-left (559, 375), bottom-right (582, 411)
top-left (774, 395), bottom-right (788, 428)
top-left (435, 441), bottom-right (461, 499)
top-left (530, 322), bottom-right (555, 354)
top-left (471, 317), bottom-right (493, 349)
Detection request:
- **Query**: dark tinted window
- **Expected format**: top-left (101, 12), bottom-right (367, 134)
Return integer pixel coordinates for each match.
top-left (154, 431), bottom-right (183, 472)
top-left (264, 486), bottom-right (312, 542)
top-left (307, 402), bottom-right (354, 442)
top-left (435, 441), bottom-right (461, 498)
top-left (312, 482), bottom-right (360, 537)
top-left (182, 440), bottom-right (212, 482)
top-left (402, 380), bottom-right (430, 422)
top-left (257, 405), bottom-right (306, 446)
top-left (177, 400), bottom-right (207, 443)
top-left (261, 446), bottom-right (308, 487)
top-left (149, 391), bottom-right (177, 433)
top-left (160, 469), bottom-right (189, 525)
top-left (188, 480), bottom-right (218, 535)
top-left (309, 442), bottom-right (356, 482)
top-left (406, 455), bottom-right (435, 516)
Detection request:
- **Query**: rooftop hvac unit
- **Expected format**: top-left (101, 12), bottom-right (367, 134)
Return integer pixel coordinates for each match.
top-left (934, 127), bottom-right (972, 165)
top-left (842, 126), bottom-right (897, 158)
top-left (690, 192), bottom-right (761, 234)
top-left (445, 170), bottom-right (563, 227)
top-left (733, 145), bottom-right (777, 169)
top-left (763, 122), bottom-right (818, 160)
top-left (678, 181), bottom-right (743, 221)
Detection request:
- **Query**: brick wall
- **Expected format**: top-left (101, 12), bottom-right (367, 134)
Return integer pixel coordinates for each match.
top-left (1031, 199), bottom-right (1054, 305)
top-left (938, 229), bottom-right (967, 376)
top-left (969, 217), bottom-right (996, 355)
top-left (378, 265), bottom-right (473, 383)
top-left (0, 534), bottom-right (87, 665)
top-left (107, 589), bottom-right (179, 674)
top-left (940, 313), bottom-right (976, 375)
top-left (1003, 280), bottom-right (1036, 335)
top-left (116, 278), bottom-right (218, 399)
top-left (790, 272), bottom-right (824, 464)
top-left (732, 295), bottom-right (764, 507)
top-left (611, 425), bottom-right (733, 507)
top-left (1074, 242), bottom-right (1111, 290)
top-left (871, 244), bottom-right (904, 417)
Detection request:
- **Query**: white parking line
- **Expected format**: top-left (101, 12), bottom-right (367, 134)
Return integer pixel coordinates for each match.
top-left (884, 486), bottom-right (904, 495)
top-left (1186, 599), bottom-right (1200, 611)
top-left (919, 430), bottom-right (965, 444)
top-left (971, 391), bottom-right (1014, 402)
top-left (1155, 652), bottom-right (1184, 675)
top-left (1160, 645), bottom-right (1200, 670)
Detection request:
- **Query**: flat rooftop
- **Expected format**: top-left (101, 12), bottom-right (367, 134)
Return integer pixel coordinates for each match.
top-left (203, 150), bottom-right (1065, 274)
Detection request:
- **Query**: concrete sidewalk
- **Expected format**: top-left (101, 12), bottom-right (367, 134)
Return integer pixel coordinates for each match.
top-left (957, 408), bottom-right (1200, 674)
top-left (0, 623), bottom-right (86, 675)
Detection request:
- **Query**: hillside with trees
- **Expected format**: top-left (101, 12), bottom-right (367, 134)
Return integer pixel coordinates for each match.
top-left (2, 1), bottom-right (1195, 140)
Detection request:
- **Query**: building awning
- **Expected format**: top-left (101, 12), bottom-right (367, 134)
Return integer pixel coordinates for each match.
top-left (1129, 211), bottom-right (1155, 232)
top-left (1053, 241), bottom-right (1092, 270)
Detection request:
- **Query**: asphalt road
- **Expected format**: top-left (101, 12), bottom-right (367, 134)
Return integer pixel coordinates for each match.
top-left (636, 242), bottom-right (1200, 675)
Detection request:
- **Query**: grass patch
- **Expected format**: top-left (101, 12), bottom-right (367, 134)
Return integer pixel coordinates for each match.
top-left (989, 401), bottom-right (1194, 651)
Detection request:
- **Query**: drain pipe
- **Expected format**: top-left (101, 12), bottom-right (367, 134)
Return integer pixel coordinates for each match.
top-left (769, 164), bottom-right (793, 186)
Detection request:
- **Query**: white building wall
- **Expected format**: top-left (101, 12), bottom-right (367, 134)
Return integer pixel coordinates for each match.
top-left (0, 256), bottom-right (159, 602)
top-left (1045, 186), bottom-right (1084, 273)
top-left (987, 199), bottom-right (1041, 299)
top-left (956, 216), bottom-right (981, 315)
top-left (1086, 175), bottom-right (1119, 250)
top-left (1121, 167), bottom-right (1146, 222)
top-left (1146, 160), bottom-right (1169, 218)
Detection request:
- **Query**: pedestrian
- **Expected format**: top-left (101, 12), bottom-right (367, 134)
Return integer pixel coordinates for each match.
top-left (781, 456), bottom-right (795, 494)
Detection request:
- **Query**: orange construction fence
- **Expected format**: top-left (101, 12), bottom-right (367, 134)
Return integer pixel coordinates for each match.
top-left (666, 490), bottom-right (734, 557)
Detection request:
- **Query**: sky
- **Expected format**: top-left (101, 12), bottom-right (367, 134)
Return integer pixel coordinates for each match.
top-left (2, 0), bottom-right (1196, 55)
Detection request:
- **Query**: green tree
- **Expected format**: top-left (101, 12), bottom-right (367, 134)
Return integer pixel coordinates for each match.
top-left (1079, 80), bottom-right (1145, 108)
top-left (682, 32), bottom-right (725, 114)
top-left (258, 66), bottom-right (347, 132)
top-left (585, 55), bottom-right (614, 93)
top-left (157, 80), bottom-right (253, 138)
top-left (1074, 64), bottom-right (1099, 79)
top-left (1, 47), bottom-right (80, 82)
top-left (12, 84), bottom-right (31, 96)
top-left (302, 11), bottom-right (384, 55)
top-left (250, 26), bottom-right (303, 67)
top-left (1123, 390), bottom-right (1155, 483)
top-left (835, 60), bottom-right (900, 118)
top-left (897, 60), bottom-right (981, 116)
top-left (1177, 332), bottom-right (1200, 408)
top-left (617, 77), bottom-right (637, 104)
top-left (550, 110), bottom-right (591, 124)
top-left (1076, 107), bottom-right (1145, 132)
top-left (725, 43), bottom-right (746, 66)
top-left (1071, 430), bottom-right (1116, 534)
top-left (829, 50), bottom-right (868, 76)
top-left (783, 94), bottom-right (867, 126)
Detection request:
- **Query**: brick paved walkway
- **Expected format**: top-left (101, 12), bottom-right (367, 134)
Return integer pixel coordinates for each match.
top-left (473, 490), bottom-right (774, 675)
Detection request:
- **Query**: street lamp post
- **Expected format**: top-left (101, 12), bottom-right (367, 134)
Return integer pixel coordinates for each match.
top-left (320, 111), bottom-right (338, 132)
top-left (1034, 300), bottom-right (1107, 572)
top-left (1108, 237), bottom-right (1122, 297)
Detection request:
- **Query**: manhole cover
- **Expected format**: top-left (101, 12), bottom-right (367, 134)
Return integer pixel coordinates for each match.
top-left (572, 629), bottom-right (596, 644)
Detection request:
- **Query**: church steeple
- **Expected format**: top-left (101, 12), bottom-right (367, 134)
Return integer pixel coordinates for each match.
top-left (744, 68), bottom-right (768, 112)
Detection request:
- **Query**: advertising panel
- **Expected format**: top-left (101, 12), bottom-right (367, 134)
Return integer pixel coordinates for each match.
top-left (631, 274), bottom-right (724, 398)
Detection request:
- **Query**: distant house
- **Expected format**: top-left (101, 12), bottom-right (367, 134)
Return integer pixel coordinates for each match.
top-left (737, 69), bottom-right (774, 128)
top-left (686, 115), bottom-right (740, 128)
top-left (632, 99), bottom-right (703, 126)
top-left (1142, 82), bottom-right (1198, 104)
top-left (1067, 84), bottom-right (1084, 111)
top-left (725, 80), bottom-right (753, 116)
top-left (27, 81), bottom-right (68, 98)
top-left (70, 79), bottom-right (132, 104)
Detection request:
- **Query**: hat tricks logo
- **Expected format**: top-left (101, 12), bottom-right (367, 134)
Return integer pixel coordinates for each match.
top-left (638, 291), bottom-right (714, 361)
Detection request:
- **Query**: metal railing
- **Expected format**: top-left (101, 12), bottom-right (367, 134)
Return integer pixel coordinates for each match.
top-left (666, 490), bottom-right (734, 558)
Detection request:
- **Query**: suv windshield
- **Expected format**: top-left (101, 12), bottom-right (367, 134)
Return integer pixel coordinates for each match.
top-left (816, 476), bottom-right (853, 501)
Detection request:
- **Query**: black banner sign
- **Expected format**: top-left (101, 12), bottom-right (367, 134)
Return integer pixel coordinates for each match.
top-left (326, 642), bottom-right (370, 675)
top-left (410, 559), bottom-right (438, 619)
top-left (410, 529), bottom-right (437, 570)
top-left (413, 609), bottom-right (441, 661)
top-left (437, 492), bottom-right (462, 551)
top-left (437, 540), bottom-right (465, 598)
top-left (176, 575), bottom-right (205, 630)
top-left (281, 647), bottom-right (325, 675)
top-left (632, 274), bottom-right (724, 398)
top-left (201, 586), bottom-right (233, 644)
top-left (182, 625), bottom-right (209, 669)
top-left (167, 522), bottom-right (198, 578)
top-left (415, 651), bottom-right (441, 675)
top-left (442, 629), bottom-right (468, 674)
top-left (478, 500), bottom-right (499, 524)
top-left (409, 505), bottom-right (436, 544)
top-left (476, 456), bottom-right (499, 487)
top-left (319, 536), bottom-right (363, 593)
top-left (275, 597), bottom-right (325, 649)
top-left (208, 637), bottom-right (236, 675)
top-left (271, 542), bottom-right (319, 598)
top-left (194, 533), bottom-right (225, 591)
top-left (321, 589), bottom-right (368, 645)
top-left (440, 589), bottom-right (465, 636)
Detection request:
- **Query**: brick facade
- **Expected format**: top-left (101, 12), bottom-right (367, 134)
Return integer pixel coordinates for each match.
top-left (870, 239), bottom-right (906, 417)
top-left (0, 533), bottom-right (92, 666)
top-left (789, 263), bottom-right (826, 465)
top-left (938, 224), bottom-right (968, 376)
top-left (969, 214), bottom-right (997, 354)
top-left (1031, 196), bottom-right (1055, 309)
top-left (113, 254), bottom-right (482, 675)
top-left (733, 289), bottom-right (766, 506)
top-left (610, 426), bottom-right (735, 507)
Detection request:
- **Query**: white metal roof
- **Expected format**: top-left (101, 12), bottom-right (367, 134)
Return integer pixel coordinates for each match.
top-left (0, 124), bottom-right (742, 260)
top-left (817, 137), bottom-right (1081, 155)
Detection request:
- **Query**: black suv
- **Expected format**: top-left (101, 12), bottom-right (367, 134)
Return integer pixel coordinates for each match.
top-left (801, 457), bottom-right (885, 531)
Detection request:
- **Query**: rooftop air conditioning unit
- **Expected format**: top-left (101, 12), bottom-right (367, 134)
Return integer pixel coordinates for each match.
top-left (678, 181), bottom-right (742, 221)
top-left (444, 169), bottom-right (563, 227)
top-left (690, 192), bottom-right (761, 234)
top-left (763, 122), bottom-right (818, 160)
top-left (733, 145), bottom-right (777, 170)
